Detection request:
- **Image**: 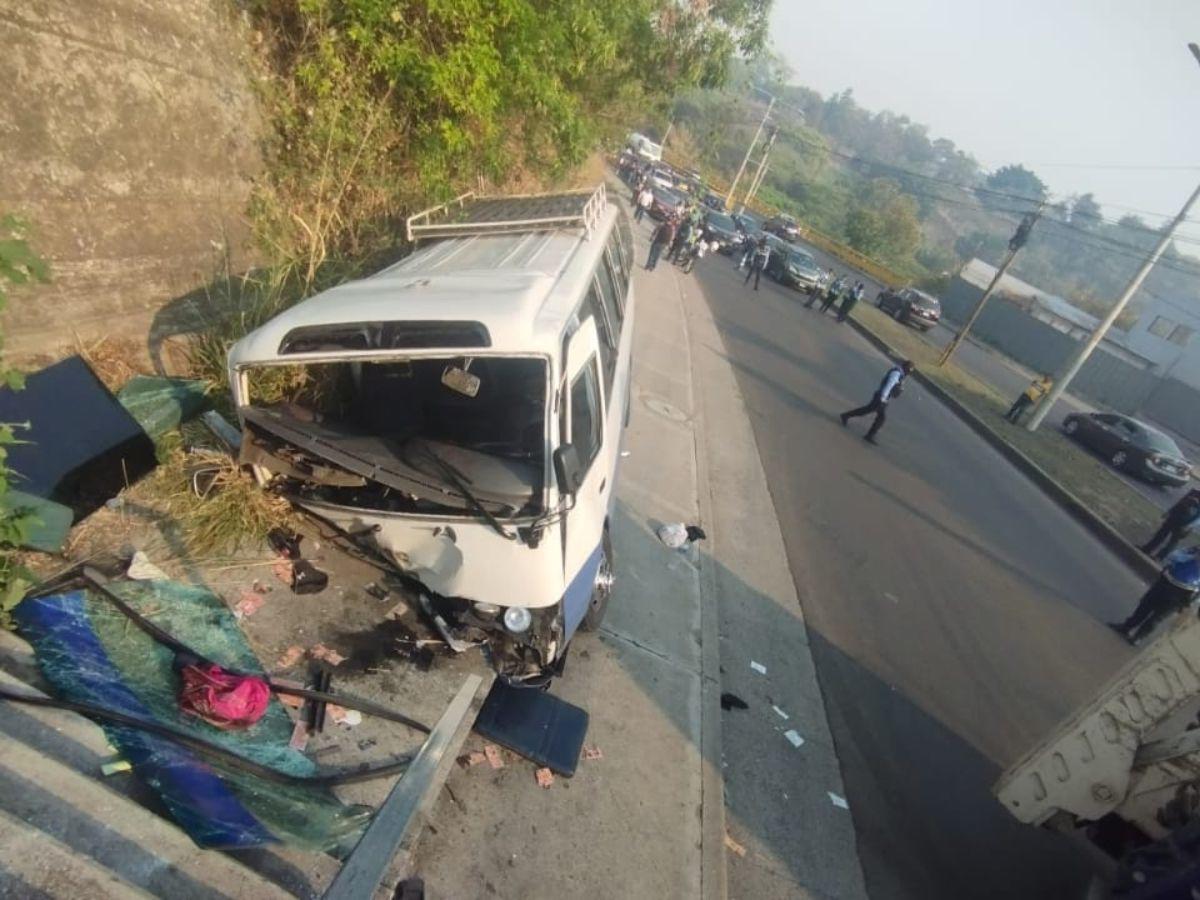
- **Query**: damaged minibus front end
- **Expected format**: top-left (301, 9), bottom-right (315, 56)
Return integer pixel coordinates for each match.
top-left (229, 345), bottom-right (580, 684)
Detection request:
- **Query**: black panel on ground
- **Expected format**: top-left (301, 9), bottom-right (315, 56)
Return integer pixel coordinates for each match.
top-left (0, 356), bottom-right (157, 520)
top-left (473, 680), bottom-right (589, 777)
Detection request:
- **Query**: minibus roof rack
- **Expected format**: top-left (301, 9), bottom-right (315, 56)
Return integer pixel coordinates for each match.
top-left (406, 185), bottom-right (607, 243)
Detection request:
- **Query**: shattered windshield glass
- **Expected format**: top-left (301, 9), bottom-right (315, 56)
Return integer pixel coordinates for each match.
top-left (242, 356), bottom-right (547, 518)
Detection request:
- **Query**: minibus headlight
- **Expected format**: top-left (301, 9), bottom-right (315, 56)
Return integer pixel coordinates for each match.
top-left (502, 606), bottom-right (532, 634)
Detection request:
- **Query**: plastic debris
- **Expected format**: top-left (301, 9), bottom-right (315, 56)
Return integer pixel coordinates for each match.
top-left (116, 375), bottom-right (210, 439)
top-left (829, 792), bottom-right (849, 810)
top-left (291, 560), bottom-right (329, 595)
top-left (328, 705), bottom-right (362, 727)
top-left (583, 745), bottom-right (604, 761)
top-left (720, 692), bottom-right (749, 711)
top-left (276, 645), bottom-right (306, 669)
top-left (484, 743), bottom-right (505, 770)
top-left (310, 644), bottom-right (346, 666)
top-left (783, 729), bottom-right (805, 749)
top-left (724, 833), bottom-right (747, 857)
top-left (200, 409), bottom-right (242, 452)
top-left (101, 759), bottom-right (132, 776)
top-left (127, 551), bottom-right (168, 581)
top-left (233, 592), bottom-right (265, 619)
top-left (656, 523), bottom-right (708, 549)
top-left (2, 490), bottom-right (72, 553)
top-left (535, 767), bottom-right (555, 789)
top-left (179, 663), bottom-right (271, 730)
top-left (750, 661), bottom-right (767, 675)
top-left (772, 705), bottom-right (789, 720)
top-left (289, 718), bottom-right (309, 751)
top-left (459, 750), bottom-right (488, 768)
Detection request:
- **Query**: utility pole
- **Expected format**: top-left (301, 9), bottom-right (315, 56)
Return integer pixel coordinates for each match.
top-left (1026, 42), bottom-right (1200, 431)
top-left (1025, 180), bottom-right (1200, 430)
top-left (726, 95), bottom-right (775, 209)
top-left (938, 205), bottom-right (1043, 366)
top-left (739, 126), bottom-right (778, 214)
top-left (662, 120), bottom-right (674, 149)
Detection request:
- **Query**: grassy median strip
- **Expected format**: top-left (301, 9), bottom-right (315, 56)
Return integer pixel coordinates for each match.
top-left (850, 305), bottom-right (1161, 546)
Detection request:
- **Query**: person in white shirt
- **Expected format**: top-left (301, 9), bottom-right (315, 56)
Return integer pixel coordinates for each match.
top-left (635, 187), bottom-right (654, 222)
top-left (840, 360), bottom-right (914, 444)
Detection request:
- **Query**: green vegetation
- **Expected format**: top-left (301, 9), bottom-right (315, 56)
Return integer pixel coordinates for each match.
top-left (851, 305), bottom-right (1161, 545)
top-left (0, 215), bottom-right (50, 624)
top-left (667, 61), bottom-right (1200, 315)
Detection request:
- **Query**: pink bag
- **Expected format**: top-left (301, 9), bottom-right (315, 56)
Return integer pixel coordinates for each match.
top-left (179, 663), bottom-right (270, 730)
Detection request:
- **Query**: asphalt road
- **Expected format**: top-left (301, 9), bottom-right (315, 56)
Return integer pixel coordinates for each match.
top-left (775, 235), bottom-right (1198, 513)
top-left (688, 252), bottom-right (1150, 899)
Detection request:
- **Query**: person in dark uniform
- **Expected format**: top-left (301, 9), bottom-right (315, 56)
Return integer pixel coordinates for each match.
top-left (1142, 489), bottom-right (1200, 560)
top-left (1109, 546), bottom-right (1200, 644)
top-left (840, 360), bottom-right (914, 444)
top-left (744, 236), bottom-right (771, 290)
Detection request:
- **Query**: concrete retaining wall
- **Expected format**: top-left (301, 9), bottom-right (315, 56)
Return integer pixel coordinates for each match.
top-left (0, 0), bottom-right (263, 360)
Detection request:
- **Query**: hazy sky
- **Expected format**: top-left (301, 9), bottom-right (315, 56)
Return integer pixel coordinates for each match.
top-left (770, 0), bottom-right (1200, 234)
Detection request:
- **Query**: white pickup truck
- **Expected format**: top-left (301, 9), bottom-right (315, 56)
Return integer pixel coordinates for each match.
top-left (995, 614), bottom-right (1200, 895)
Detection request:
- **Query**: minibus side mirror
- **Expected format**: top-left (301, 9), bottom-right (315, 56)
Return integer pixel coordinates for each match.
top-left (553, 444), bottom-right (584, 496)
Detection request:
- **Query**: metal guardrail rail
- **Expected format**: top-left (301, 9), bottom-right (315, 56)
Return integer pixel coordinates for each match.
top-left (406, 185), bottom-right (607, 242)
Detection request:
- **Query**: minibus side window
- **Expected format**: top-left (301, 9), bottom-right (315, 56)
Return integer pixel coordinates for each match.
top-left (595, 258), bottom-right (624, 330)
top-left (615, 215), bottom-right (633, 274)
top-left (570, 357), bottom-right (603, 472)
top-left (606, 230), bottom-right (630, 297)
top-left (582, 286), bottom-right (617, 398)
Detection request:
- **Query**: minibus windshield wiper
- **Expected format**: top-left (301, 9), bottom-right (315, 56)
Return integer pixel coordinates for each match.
top-left (412, 445), bottom-right (517, 541)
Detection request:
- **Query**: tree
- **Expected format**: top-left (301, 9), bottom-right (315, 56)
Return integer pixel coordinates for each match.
top-left (1069, 193), bottom-right (1103, 230)
top-left (978, 164), bottom-right (1047, 209)
top-left (844, 178), bottom-right (921, 260)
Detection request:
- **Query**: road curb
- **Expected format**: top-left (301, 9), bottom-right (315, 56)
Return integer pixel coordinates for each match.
top-left (845, 315), bottom-right (1159, 583)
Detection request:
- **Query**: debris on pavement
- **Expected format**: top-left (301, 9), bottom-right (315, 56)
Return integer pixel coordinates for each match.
top-left (328, 705), bottom-right (362, 727)
top-left (583, 745), bottom-right (604, 761)
top-left (656, 522), bottom-right (708, 549)
top-left (179, 662), bottom-right (271, 730)
top-left (233, 591), bottom-right (266, 619)
top-left (474, 680), bottom-right (589, 776)
top-left (750, 660), bottom-right (767, 675)
top-left (272, 559), bottom-right (294, 585)
top-left (291, 559), bottom-right (329, 594)
top-left (364, 581), bottom-right (390, 601)
top-left (829, 792), bottom-right (849, 810)
top-left (783, 729), bottom-right (805, 749)
top-left (535, 767), bottom-right (555, 789)
top-left (310, 643), bottom-right (346, 666)
top-left (484, 743), bottom-right (505, 770)
top-left (724, 832), bottom-right (747, 857)
top-left (276, 645), bottom-right (306, 669)
top-left (126, 550), bottom-right (169, 581)
top-left (772, 705), bottom-right (790, 720)
top-left (458, 750), bottom-right (488, 768)
top-left (720, 692), bottom-right (749, 710)
top-left (267, 527), bottom-right (303, 559)
top-left (101, 759), bottom-right (132, 776)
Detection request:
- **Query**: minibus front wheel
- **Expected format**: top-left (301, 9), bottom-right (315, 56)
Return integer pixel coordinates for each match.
top-left (579, 526), bottom-right (614, 632)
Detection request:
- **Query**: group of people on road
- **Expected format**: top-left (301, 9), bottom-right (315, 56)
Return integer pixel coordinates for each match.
top-left (643, 200), bottom-right (718, 275)
top-left (805, 275), bottom-right (866, 323)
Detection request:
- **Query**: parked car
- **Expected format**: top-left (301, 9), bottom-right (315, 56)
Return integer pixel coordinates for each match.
top-left (764, 215), bottom-right (801, 241)
top-left (648, 186), bottom-right (686, 220)
top-left (1061, 412), bottom-right (1194, 487)
top-left (701, 192), bottom-right (727, 211)
top-left (764, 238), bottom-right (824, 293)
top-left (702, 211), bottom-right (742, 253)
top-left (627, 131), bottom-right (662, 162)
top-left (732, 212), bottom-right (764, 239)
top-left (648, 165), bottom-right (676, 190)
top-left (875, 287), bottom-right (943, 331)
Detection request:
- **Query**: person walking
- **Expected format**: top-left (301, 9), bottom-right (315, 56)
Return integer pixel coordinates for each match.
top-left (681, 237), bottom-right (714, 274)
top-left (646, 216), bottom-right (676, 271)
top-left (744, 236), bottom-right (771, 290)
top-left (1004, 375), bottom-right (1052, 424)
top-left (737, 233), bottom-right (756, 270)
top-left (634, 186), bottom-right (654, 223)
top-left (837, 281), bottom-right (866, 322)
top-left (821, 277), bottom-right (850, 314)
top-left (1108, 545), bottom-right (1200, 644)
top-left (841, 360), bottom-right (914, 444)
top-left (1142, 489), bottom-right (1200, 560)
